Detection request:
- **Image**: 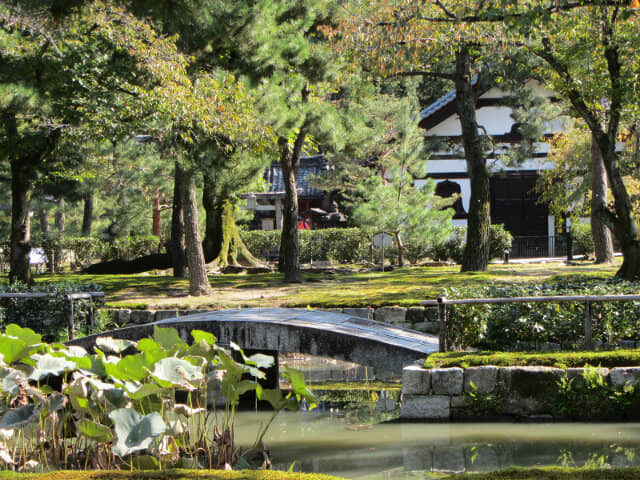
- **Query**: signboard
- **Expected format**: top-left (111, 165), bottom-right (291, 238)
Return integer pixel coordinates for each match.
top-left (373, 232), bottom-right (393, 248)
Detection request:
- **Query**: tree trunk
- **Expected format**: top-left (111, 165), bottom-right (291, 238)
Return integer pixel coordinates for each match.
top-left (202, 178), bottom-right (262, 268)
top-left (9, 160), bottom-right (33, 285)
top-left (590, 135), bottom-right (615, 263)
top-left (278, 131), bottom-right (305, 283)
top-left (38, 204), bottom-right (50, 239)
top-left (394, 231), bottom-right (405, 267)
top-left (168, 162), bottom-right (187, 278)
top-left (55, 198), bottom-right (65, 234)
top-left (182, 168), bottom-right (212, 296)
top-left (456, 45), bottom-right (491, 272)
top-left (81, 192), bottom-right (94, 236)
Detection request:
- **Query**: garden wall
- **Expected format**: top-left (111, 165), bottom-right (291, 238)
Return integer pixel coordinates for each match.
top-left (400, 364), bottom-right (640, 421)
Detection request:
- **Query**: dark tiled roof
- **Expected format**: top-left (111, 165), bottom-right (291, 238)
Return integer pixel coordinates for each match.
top-left (418, 75), bottom-right (480, 130)
top-left (264, 155), bottom-right (328, 198)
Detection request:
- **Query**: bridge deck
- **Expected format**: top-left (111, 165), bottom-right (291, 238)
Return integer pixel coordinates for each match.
top-left (71, 308), bottom-right (439, 372)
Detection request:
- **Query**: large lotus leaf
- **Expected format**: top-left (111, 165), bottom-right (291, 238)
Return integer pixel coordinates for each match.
top-left (0, 368), bottom-right (26, 395)
top-left (0, 336), bottom-right (27, 365)
top-left (137, 339), bottom-right (168, 367)
top-left (77, 419), bottom-right (113, 442)
top-left (191, 330), bottom-right (216, 347)
top-left (114, 354), bottom-right (148, 382)
top-left (109, 408), bottom-right (165, 457)
top-left (0, 404), bottom-right (40, 430)
top-left (29, 354), bottom-right (77, 381)
top-left (151, 357), bottom-right (203, 389)
top-left (45, 392), bottom-right (67, 413)
top-left (53, 346), bottom-right (92, 370)
top-left (103, 388), bottom-right (129, 409)
top-left (283, 366), bottom-right (317, 407)
top-left (258, 388), bottom-right (298, 412)
top-left (5, 325), bottom-right (41, 347)
top-left (246, 353), bottom-right (275, 370)
top-left (100, 355), bottom-right (122, 379)
top-left (96, 337), bottom-right (137, 354)
top-left (152, 327), bottom-right (186, 353)
top-left (124, 382), bottom-right (161, 400)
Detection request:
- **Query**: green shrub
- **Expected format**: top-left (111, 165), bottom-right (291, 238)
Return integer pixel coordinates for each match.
top-left (0, 282), bottom-right (104, 341)
top-left (429, 224), bottom-right (513, 264)
top-left (571, 222), bottom-right (595, 256)
top-left (241, 228), bottom-right (370, 264)
top-left (101, 235), bottom-right (161, 262)
top-left (442, 277), bottom-right (640, 350)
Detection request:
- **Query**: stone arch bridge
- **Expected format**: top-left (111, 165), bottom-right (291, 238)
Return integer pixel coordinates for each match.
top-left (69, 308), bottom-right (438, 373)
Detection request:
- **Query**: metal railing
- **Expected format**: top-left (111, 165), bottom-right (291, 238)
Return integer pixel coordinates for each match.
top-left (422, 294), bottom-right (640, 352)
top-left (510, 235), bottom-right (568, 258)
top-left (0, 291), bottom-right (104, 340)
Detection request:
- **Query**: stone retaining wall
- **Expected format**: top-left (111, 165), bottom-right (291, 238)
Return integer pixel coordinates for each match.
top-left (400, 364), bottom-right (640, 420)
top-left (105, 306), bottom-right (441, 333)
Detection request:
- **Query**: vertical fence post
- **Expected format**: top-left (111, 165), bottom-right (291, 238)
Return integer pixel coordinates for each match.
top-left (584, 300), bottom-right (593, 350)
top-left (89, 296), bottom-right (95, 336)
top-left (66, 295), bottom-right (74, 340)
top-left (437, 297), bottom-right (448, 353)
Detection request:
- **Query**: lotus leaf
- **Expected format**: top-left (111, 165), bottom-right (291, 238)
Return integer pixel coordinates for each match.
top-left (103, 388), bottom-right (129, 409)
top-left (0, 368), bottom-right (26, 395)
top-left (283, 366), bottom-right (317, 407)
top-left (0, 404), bottom-right (40, 430)
top-left (173, 404), bottom-right (206, 417)
top-left (114, 354), bottom-right (148, 382)
top-left (109, 408), bottom-right (166, 457)
top-left (191, 330), bottom-right (216, 346)
top-left (5, 325), bottom-right (41, 347)
top-left (123, 382), bottom-right (162, 400)
top-left (151, 357), bottom-right (203, 389)
top-left (246, 353), bottom-right (275, 370)
top-left (0, 336), bottom-right (27, 364)
top-left (96, 337), bottom-right (137, 354)
top-left (29, 353), bottom-right (77, 381)
top-left (77, 419), bottom-right (113, 442)
top-left (257, 388), bottom-right (298, 412)
top-left (45, 392), bottom-right (67, 413)
top-left (152, 327), bottom-right (186, 353)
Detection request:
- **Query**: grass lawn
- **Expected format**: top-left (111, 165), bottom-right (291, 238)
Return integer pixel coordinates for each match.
top-left (17, 260), bottom-right (621, 310)
top-left (3, 467), bottom-right (640, 480)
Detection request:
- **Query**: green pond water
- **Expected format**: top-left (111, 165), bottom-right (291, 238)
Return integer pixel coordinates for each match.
top-left (234, 411), bottom-right (640, 479)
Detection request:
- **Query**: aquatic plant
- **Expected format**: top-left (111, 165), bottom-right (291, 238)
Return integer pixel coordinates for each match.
top-left (0, 324), bottom-right (316, 471)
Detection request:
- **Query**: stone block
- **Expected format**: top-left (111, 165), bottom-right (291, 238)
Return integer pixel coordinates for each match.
top-left (464, 366), bottom-right (498, 394)
top-left (432, 367), bottom-right (464, 395)
top-left (154, 310), bottom-right (180, 321)
top-left (402, 365), bottom-right (431, 395)
top-left (406, 307), bottom-right (424, 325)
top-left (464, 446), bottom-right (499, 472)
top-left (374, 306), bottom-right (407, 325)
top-left (424, 306), bottom-right (439, 322)
top-left (130, 310), bottom-right (155, 325)
top-left (413, 321), bottom-right (440, 334)
top-left (433, 446), bottom-right (465, 472)
top-left (343, 308), bottom-right (372, 319)
top-left (116, 308), bottom-right (131, 326)
top-left (401, 394), bottom-right (450, 419)
top-left (498, 366), bottom-right (564, 415)
top-left (610, 367), bottom-right (640, 388)
top-left (450, 395), bottom-right (468, 408)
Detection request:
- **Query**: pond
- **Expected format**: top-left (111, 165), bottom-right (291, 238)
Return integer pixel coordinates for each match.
top-left (234, 411), bottom-right (640, 479)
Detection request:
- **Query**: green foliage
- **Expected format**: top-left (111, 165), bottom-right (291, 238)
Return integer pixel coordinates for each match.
top-left (551, 365), bottom-right (640, 421)
top-left (425, 350), bottom-right (640, 370)
top-left (0, 324), bottom-right (315, 471)
top-left (571, 223), bottom-right (595, 257)
top-left (430, 225), bottom-right (513, 264)
top-left (0, 282), bottom-right (103, 341)
top-left (442, 278), bottom-right (640, 350)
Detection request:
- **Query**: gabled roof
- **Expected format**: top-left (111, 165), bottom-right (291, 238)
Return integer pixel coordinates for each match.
top-left (418, 75), bottom-right (482, 131)
top-left (262, 155), bottom-right (328, 198)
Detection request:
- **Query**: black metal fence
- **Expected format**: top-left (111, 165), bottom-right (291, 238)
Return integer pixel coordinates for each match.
top-left (510, 235), bottom-right (568, 258)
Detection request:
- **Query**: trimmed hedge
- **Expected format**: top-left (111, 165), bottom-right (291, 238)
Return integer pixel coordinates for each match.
top-left (0, 282), bottom-right (104, 341)
top-left (443, 277), bottom-right (640, 351)
top-left (430, 224), bottom-right (514, 263)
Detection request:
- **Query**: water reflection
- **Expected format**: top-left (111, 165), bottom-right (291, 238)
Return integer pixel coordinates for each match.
top-left (234, 412), bottom-right (640, 478)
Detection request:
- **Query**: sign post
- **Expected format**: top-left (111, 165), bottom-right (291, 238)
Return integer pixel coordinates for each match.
top-left (373, 232), bottom-right (393, 272)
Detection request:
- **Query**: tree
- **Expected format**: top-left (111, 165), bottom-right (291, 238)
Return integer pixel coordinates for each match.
top-left (328, 0), bottom-right (509, 272)
top-left (500, 2), bottom-right (640, 278)
top-left (352, 99), bottom-right (454, 264)
top-left (0, 1), bottom-right (192, 283)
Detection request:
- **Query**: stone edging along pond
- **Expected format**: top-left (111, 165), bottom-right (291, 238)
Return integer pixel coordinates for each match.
top-left (400, 364), bottom-right (640, 421)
